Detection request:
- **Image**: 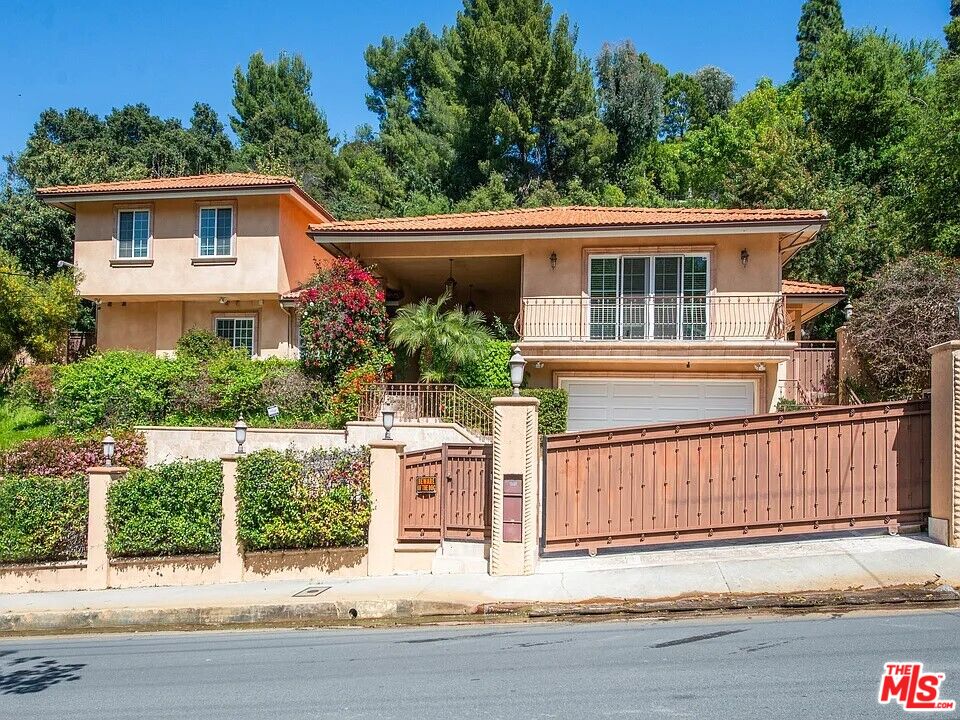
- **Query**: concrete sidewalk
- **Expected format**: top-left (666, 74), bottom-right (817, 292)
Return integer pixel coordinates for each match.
top-left (2, 533), bottom-right (960, 633)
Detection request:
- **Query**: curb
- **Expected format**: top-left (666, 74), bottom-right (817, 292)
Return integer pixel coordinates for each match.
top-left (481, 584), bottom-right (960, 619)
top-left (2, 584), bottom-right (958, 636)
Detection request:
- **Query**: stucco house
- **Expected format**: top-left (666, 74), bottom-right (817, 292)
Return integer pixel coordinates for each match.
top-left (39, 173), bottom-right (844, 431)
top-left (37, 173), bottom-right (333, 358)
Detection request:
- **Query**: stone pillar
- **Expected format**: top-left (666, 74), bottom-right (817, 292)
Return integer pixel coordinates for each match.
top-left (220, 455), bottom-right (244, 582)
top-left (490, 396), bottom-right (540, 576)
top-left (86, 466), bottom-right (127, 590)
top-left (367, 440), bottom-right (406, 576)
top-left (929, 341), bottom-right (960, 546)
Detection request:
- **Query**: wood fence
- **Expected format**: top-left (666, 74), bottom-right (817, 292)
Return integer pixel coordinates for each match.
top-left (543, 400), bottom-right (930, 552)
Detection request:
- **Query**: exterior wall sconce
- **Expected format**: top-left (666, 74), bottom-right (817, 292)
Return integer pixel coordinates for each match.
top-left (509, 346), bottom-right (526, 396)
top-left (550, 251), bottom-right (557, 270)
top-left (381, 401), bottom-right (396, 440)
top-left (740, 249), bottom-right (750, 267)
top-left (102, 434), bottom-right (115, 466)
top-left (234, 414), bottom-right (248, 454)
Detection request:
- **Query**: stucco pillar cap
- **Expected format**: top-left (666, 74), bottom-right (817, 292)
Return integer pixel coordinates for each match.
top-left (86, 466), bottom-right (128, 474)
top-left (220, 453), bottom-right (243, 461)
top-left (929, 340), bottom-right (960, 356)
top-left (490, 395), bottom-right (540, 408)
top-left (369, 440), bottom-right (407, 451)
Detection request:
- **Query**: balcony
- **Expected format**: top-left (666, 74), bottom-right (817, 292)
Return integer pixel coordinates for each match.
top-left (518, 294), bottom-right (786, 343)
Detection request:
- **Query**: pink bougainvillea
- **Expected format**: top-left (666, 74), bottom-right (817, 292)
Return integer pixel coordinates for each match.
top-left (0, 432), bottom-right (146, 478)
top-left (297, 258), bottom-right (389, 381)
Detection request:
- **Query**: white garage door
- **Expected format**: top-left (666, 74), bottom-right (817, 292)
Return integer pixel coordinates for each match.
top-left (562, 378), bottom-right (757, 432)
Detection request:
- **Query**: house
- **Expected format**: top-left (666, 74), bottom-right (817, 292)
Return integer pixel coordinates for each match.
top-left (37, 173), bottom-right (333, 358)
top-left (306, 206), bottom-right (842, 431)
top-left (40, 173), bottom-right (844, 431)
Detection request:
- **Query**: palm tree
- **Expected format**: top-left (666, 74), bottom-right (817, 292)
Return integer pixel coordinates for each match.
top-left (389, 289), bottom-right (492, 383)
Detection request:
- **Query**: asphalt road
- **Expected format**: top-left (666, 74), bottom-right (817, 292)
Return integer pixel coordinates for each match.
top-left (2, 609), bottom-right (959, 719)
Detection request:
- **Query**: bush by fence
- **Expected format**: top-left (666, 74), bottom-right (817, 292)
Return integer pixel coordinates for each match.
top-left (236, 447), bottom-right (371, 551)
top-left (0, 432), bottom-right (146, 477)
top-left (0, 475), bottom-right (88, 564)
top-left (466, 388), bottom-right (568, 434)
top-left (106, 460), bottom-right (222, 558)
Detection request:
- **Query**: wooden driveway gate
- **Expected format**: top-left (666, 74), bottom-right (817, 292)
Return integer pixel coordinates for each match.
top-left (398, 444), bottom-right (492, 542)
top-left (543, 400), bottom-right (930, 553)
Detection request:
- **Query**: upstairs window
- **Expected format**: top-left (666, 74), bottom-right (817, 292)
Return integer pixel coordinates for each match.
top-left (588, 254), bottom-right (708, 340)
top-left (215, 316), bottom-right (255, 356)
top-left (198, 207), bottom-right (234, 257)
top-left (117, 209), bottom-right (150, 259)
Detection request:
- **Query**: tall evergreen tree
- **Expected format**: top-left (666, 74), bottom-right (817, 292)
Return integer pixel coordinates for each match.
top-left (596, 41), bottom-right (665, 166)
top-left (231, 52), bottom-right (346, 201)
top-left (793, 0), bottom-right (844, 82)
top-left (947, 0), bottom-right (960, 54)
top-left (448, 0), bottom-right (614, 197)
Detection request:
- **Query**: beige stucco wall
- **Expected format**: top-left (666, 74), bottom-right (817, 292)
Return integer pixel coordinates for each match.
top-left (75, 196), bottom-right (279, 299)
top-left (278, 194), bottom-right (330, 291)
top-left (346, 231), bottom-right (782, 299)
top-left (138, 422), bottom-right (477, 465)
top-left (96, 298), bottom-right (296, 357)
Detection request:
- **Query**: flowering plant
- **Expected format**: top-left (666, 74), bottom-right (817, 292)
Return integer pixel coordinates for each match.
top-left (298, 258), bottom-right (389, 382)
top-left (0, 432), bottom-right (146, 478)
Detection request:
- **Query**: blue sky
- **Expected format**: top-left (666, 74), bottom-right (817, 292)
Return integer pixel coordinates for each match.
top-left (1, 0), bottom-right (949, 161)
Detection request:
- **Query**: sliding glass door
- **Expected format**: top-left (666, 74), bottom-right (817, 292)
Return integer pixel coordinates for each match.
top-left (589, 254), bottom-right (708, 340)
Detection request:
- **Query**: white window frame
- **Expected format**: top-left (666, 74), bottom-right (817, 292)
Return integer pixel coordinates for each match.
top-left (213, 314), bottom-right (256, 356)
top-left (196, 205), bottom-right (236, 258)
top-left (115, 208), bottom-right (152, 259)
top-left (587, 252), bottom-right (710, 341)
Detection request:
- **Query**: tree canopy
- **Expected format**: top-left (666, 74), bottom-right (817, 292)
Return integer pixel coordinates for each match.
top-left (1, 0), bottom-right (959, 328)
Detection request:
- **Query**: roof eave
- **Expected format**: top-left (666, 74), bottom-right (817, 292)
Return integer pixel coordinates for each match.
top-left (307, 218), bottom-right (827, 241)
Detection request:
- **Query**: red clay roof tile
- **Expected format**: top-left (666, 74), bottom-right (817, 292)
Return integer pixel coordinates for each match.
top-left (308, 205), bottom-right (827, 235)
top-left (36, 172), bottom-right (298, 195)
top-left (781, 279), bottom-right (845, 295)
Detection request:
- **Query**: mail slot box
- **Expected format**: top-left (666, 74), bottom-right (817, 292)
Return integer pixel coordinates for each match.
top-left (503, 473), bottom-right (523, 542)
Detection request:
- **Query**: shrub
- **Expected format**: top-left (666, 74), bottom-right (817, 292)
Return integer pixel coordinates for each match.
top-left (458, 340), bottom-right (512, 388)
top-left (0, 431), bottom-right (146, 477)
top-left (52, 351), bottom-right (174, 431)
top-left (236, 447), bottom-right (371, 551)
top-left (776, 397), bottom-right (803, 412)
top-left (10, 364), bottom-right (56, 409)
top-left (175, 329), bottom-right (232, 361)
top-left (326, 352), bottom-right (393, 429)
top-left (465, 388), bottom-right (568, 435)
top-left (298, 258), bottom-right (389, 381)
top-left (0, 475), bottom-right (88, 564)
top-left (107, 460), bottom-right (222, 558)
top-left (849, 253), bottom-right (960, 399)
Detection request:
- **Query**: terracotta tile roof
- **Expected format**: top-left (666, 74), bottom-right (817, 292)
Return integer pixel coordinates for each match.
top-left (37, 172), bottom-right (334, 220)
top-left (280, 286), bottom-right (304, 301)
top-left (781, 279), bottom-right (845, 296)
top-left (308, 205), bottom-right (827, 235)
top-left (36, 172), bottom-right (299, 196)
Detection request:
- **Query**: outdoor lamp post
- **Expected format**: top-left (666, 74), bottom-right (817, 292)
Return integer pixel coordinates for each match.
top-left (102, 434), bottom-right (115, 467)
top-left (234, 414), bottom-right (248, 454)
top-left (509, 346), bottom-right (526, 397)
top-left (381, 401), bottom-right (396, 440)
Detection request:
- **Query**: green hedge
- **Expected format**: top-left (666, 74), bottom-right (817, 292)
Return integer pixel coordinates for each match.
top-left (107, 460), bottom-right (222, 558)
top-left (458, 340), bottom-right (512, 388)
top-left (236, 447), bottom-right (371, 551)
top-left (0, 475), bottom-right (88, 564)
top-left (465, 388), bottom-right (568, 435)
top-left (52, 351), bottom-right (175, 431)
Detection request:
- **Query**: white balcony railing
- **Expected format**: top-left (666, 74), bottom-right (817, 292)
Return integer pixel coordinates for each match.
top-left (519, 294), bottom-right (786, 343)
